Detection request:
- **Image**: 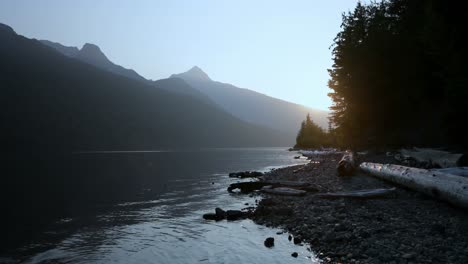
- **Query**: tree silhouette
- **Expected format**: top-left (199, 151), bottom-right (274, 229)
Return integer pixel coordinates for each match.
top-left (328, 0), bottom-right (468, 150)
top-left (295, 114), bottom-right (327, 148)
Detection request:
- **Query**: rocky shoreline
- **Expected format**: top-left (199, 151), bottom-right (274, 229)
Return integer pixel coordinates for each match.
top-left (249, 152), bottom-right (468, 263)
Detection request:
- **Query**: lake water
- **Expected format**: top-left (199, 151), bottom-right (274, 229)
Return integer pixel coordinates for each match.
top-left (7, 148), bottom-right (320, 264)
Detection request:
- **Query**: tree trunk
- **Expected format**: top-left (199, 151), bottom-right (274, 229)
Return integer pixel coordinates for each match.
top-left (360, 162), bottom-right (468, 209)
top-left (317, 188), bottom-right (396, 199)
top-left (337, 151), bottom-right (356, 176)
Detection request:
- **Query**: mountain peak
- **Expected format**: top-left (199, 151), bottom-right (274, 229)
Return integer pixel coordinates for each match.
top-left (0, 23), bottom-right (16, 35)
top-left (81, 43), bottom-right (104, 55)
top-left (77, 43), bottom-right (110, 64)
top-left (171, 66), bottom-right (211, 82)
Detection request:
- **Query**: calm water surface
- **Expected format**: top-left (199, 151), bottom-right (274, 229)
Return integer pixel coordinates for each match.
top-left (11, 148), bottom-right (321, 264)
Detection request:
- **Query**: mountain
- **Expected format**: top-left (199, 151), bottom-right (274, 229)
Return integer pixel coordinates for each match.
top-left (2, 24), bottom-right (290, 151)
top-left (41, 40), bottom-right (147, 82)
top-left (41, 40), bottom-right (328, 138)
top-left (41, 40), bottom-right (212, 102)
top-left (1, 23), bottom-right (291, 246)
top-left (171, 66), bottom-right (329, 139)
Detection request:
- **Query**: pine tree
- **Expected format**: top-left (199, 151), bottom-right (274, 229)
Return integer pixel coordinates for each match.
top-left (295, 114), bottom-right (326, 149)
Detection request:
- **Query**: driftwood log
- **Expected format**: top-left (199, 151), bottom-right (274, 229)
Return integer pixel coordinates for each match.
top-left (399, 148), bottom-right (467, 168)
top-left (360, 162), bottom-right (468, 209)
top-left (432, 167), bottom-right (468, 177)
top-left (227, 180), bottom-right (318, 193)
top-left (337, 151), bottom-right (357, 176)
top-left (317, 188), bottom-right (396, 199)
top-left (262, 187), bottom-right (307, 196)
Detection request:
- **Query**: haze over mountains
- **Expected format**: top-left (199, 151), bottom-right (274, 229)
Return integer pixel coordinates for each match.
top-left (41, 38), bottom-right (329, 141)
top-left (1, 22), bottom-right (329, 248)
top-left (171, 67), bottom-right (329, 137)
top-left (2, 23), bottom-right (290, 151)
top-left (1, 22), bottom-right (290, 243)
top-left (40, 40), bottom-right (147, 82)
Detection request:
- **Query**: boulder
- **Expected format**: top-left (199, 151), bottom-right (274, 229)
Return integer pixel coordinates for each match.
top-left (227, 181), bottom-right (269, 193)
top-left (203, 213), bottom-right (221, 221)
top-left (226, 210), bottom-right (248, 220)
top-left (215, 207), bottom-right (226, 219)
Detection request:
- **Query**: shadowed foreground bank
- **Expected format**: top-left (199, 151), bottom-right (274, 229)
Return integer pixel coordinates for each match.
top-left (252, 153), bottom-right (468, 263)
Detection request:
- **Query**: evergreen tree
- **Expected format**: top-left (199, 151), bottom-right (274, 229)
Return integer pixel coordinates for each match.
top-left (295, 114), bottom-right (327, 148)
top-left (328, 0), bottom-right (468, 150)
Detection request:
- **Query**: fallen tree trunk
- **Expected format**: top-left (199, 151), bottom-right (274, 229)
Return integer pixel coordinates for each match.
top-left (337, 151), bottom-right (357, 176)
top-left (399, 148), bottom-right (467, 168)
top-left (360, 162), bottom-right (468, 209)
top-left (228, 180), bottom-right (318, 193)
top-left (317, 188), bottom-right (396, 199)
top-left (432, 167), bottom-right (468, 177)
top-left (262, 187), bottom-right (307, 196)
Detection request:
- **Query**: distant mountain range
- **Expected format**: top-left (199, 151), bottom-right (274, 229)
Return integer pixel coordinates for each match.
top-left (0, 22), bottom-right (328, 248)
top-left (1, 23), bottom-right (289, 153)
top-left (171, 67), bottom-right (329, 138)
top-left (40, 40), bottom-right (147, 82)
top-left (41, 39), bottom-right (329, 142)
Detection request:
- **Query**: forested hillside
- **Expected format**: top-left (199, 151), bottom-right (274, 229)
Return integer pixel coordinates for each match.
top-left (327, 0), bottom-right (468, 150)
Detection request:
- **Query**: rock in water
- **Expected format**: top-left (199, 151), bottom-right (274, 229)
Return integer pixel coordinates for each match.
top-left (227, 181), bottom-right (270, 193)
top-left (291, 252), bottom-right (298, 258)
top-left (202, 213), bottom-right (219, 220)
top-left (215, 208), bottom-right (226, 219)
top-left (226, 210), bottom-right (247, 220)
top-left (203, 208), bottom-right (226, 221)
top-left (264, 237), bottom-right (274, 248)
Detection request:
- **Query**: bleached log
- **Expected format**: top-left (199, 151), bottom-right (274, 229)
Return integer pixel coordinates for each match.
top-left (360, 162), bottom-right (468, 209)
top-left (262, 187), bottom-right (307, 196)
top-left (432, 167), bottom-right (468, 177)
top-left (337, 151), bottom-right (356, 176)
top-left (400, 148), bottom-right (466, 168)
top-left (317, 188), bottom-right (396, 199)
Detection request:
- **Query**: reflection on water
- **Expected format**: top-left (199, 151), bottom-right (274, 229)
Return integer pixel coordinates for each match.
top-left (12, 148), bottom-right (320, 264)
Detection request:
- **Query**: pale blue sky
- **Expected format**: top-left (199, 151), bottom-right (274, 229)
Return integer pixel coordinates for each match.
top-left (0, 0), bottom-right (360, 110)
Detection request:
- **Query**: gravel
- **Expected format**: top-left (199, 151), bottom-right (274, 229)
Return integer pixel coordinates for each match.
top-left (250, 152), bottom-right (468, 263)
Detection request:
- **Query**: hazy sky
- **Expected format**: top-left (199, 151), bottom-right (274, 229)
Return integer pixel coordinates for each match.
top-left (0, 0), bottom-right (360, 110)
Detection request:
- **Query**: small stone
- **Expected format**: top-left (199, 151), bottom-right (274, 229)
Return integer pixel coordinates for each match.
top-left (288, 235), bottom-right (292, 241)
top-left (402, 252), bottom-right (416, 259)
top-left (276, 231), bottom-right (283, 235)
top-left (291, 252), bottom-right (298, 258)
top-left (264, 237), bottom-right (275, 248)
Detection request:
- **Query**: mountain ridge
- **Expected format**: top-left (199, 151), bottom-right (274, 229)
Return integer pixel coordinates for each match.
top-left (40, 39), bottom-right (147, 82)
top-left (39, 33), bottom-right (328, 142)
top-left (171, 66), bottom-right (329, 138)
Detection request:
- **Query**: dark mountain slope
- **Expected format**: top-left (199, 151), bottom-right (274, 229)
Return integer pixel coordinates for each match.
top-left (40, 40), bottom-right (147, 82)
top-left (2, 27), bottom-right (287, 150)
top-left (0, 23), bottom-right (289, 248)
top-left (40, 40), bottom-right (212, 103)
